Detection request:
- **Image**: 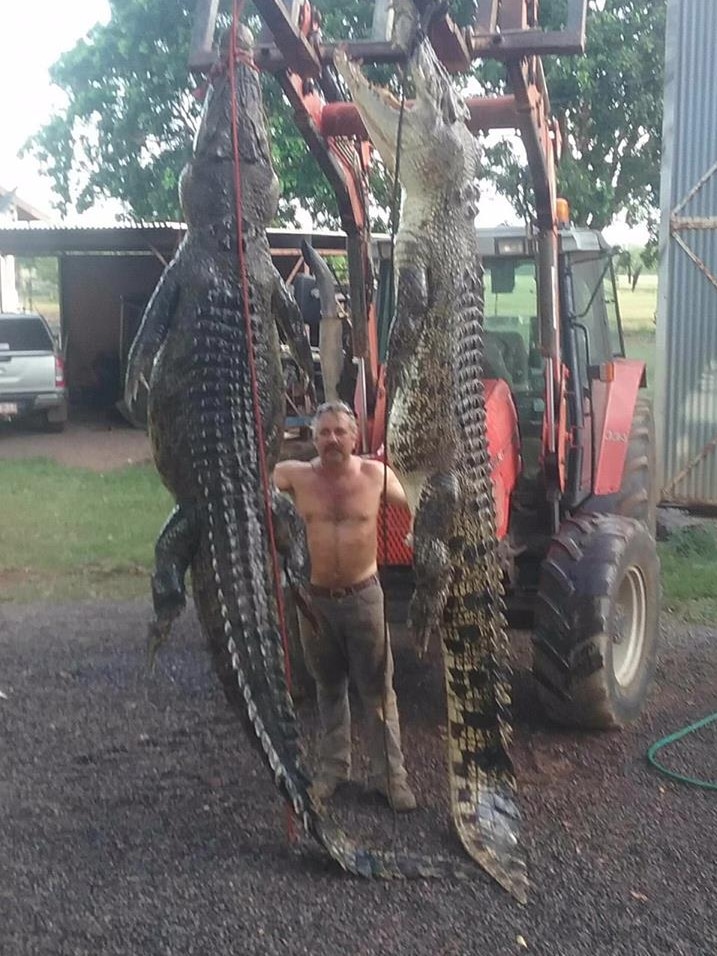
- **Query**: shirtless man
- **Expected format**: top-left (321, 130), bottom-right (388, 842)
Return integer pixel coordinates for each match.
top-left (274, 401), bottom-right (417, 812)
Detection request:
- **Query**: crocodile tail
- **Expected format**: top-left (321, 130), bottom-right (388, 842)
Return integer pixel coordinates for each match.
top-left (193, 510), bottom-right (489, 882)
top-left (182, 319), bottom-right (415, 876)
top-left (440, 266), bottom-right (528, 901)
top-left (195, 484), bottom-right (532, 890)
top-left (195, 525), bottom-right (527, 895)
top-left (187, 315), bottom-right (528, 890)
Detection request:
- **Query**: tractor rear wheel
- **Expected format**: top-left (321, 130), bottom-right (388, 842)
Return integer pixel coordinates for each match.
top-left (532, 512), bottom-right (660, 729)
top-left (617, 395), bottom-right (657, 535)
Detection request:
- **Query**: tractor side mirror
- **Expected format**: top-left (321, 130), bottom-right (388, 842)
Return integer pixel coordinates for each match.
top-left (491, 260), bottom-right (516, 294)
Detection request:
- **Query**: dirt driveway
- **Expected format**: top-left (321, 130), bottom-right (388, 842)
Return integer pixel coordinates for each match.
top-left (2, 598), bottom-right (716, 956)
top-left (0, 411), bottom-right (311, 470)
top-left (0, 411), bottom-right (152, 471)
top-left (2, 410), bottom-right (716, 954)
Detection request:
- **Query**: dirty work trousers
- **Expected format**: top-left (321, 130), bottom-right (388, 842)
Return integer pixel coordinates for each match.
top-left (298, 575), bottom-right (409, 789)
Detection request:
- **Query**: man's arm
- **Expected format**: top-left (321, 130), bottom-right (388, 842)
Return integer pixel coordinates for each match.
top-left (381, 464), bottom-right (411, 512)
top-left (272, 460), bottom-right (296, 495)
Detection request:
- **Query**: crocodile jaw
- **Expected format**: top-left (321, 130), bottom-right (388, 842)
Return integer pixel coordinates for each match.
top-left (335, 42), bottom-right (476, 197)
top-left (334, 49), bottom-right (402, 175)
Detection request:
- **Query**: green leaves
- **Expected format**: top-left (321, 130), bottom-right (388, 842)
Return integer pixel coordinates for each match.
top-left (466, 1), bottom-right (665, 232)
top-left (488, 0), bottom-right (665, 231)
top-left (25, 0), bottom-right (666, 232)
top-left (26, 0), bottom-right (205, 219)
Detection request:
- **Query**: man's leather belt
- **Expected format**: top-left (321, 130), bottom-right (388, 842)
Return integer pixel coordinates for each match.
top-left (309, 573), bottom-right (379, 600)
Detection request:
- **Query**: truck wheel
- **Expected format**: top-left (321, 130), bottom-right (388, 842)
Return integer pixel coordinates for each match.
top-left (582, 397), bottom-right (656, 535)
top-left (532, 512), bottom-right (660, 729)
top-left (43, 416), bottom-right (66, 434)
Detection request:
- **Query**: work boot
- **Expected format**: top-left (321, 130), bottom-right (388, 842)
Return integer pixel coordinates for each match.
top-left (308, 773), bottom-right (348, 805)
top-left (375, 779), bottom-right (418, 813)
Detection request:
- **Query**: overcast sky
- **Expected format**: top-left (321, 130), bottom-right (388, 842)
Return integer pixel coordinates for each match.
top-left (1, 1), bottom-right (111, 220)
top-left (0, 0), bottom-right (647, 243)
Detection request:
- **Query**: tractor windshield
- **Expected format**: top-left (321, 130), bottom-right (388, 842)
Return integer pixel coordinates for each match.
top-left (482, 255), bottom-right (544, 479)
top-left (566, 251), bottom-right (624, 372)
top-left (482, 257), bottom-right (541, 394)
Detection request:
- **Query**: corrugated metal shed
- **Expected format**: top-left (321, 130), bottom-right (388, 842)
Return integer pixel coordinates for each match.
top-left (0, 221), bottom-right (349, 260)
top-left (656, 0), bottom-right (717, 506)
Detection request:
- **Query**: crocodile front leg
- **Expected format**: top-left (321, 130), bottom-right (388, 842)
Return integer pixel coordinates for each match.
top-left (148, 502), bottom-right (199, 668)
top-left (387, 259), bottom-right (429, 397)
top-left (271, 488), bottom-right (310, 593)
top-left (272, 269), bottom-right (316, 403)
top-left (125, 260), bottom-right (181, 410)
top-left (409, 470), bottom-right (459, 655)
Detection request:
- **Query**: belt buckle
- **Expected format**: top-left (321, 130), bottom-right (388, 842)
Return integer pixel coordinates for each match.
top-left (329, 587), bottom-right (346, 599)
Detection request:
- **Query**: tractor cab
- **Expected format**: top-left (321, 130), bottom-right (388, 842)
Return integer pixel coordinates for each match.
top-left (374, 222), bottom-right (630, 523)
top-left (477, 224), bottom-right (627, 504)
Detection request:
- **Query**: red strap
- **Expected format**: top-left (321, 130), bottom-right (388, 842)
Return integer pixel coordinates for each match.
top-left (228, 0), bottom-right (297, 842)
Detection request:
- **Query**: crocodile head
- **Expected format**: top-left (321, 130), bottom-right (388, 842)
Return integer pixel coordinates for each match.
top-left (181, 24), bottom-right (280, 230)
top-left (334, 38), bottom-right (478, 195)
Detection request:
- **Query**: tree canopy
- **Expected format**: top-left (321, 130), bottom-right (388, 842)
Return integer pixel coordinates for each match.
top-left (27, 0), bottom-right (201, 221)
top-left (485, 0), bottom-right (666, 232)
top-left (26, 0), bottom-right (385, 223)
top-left (27, 0), bottom-right (665, 233)
top-left (552, 0), bottom-right (665, 231)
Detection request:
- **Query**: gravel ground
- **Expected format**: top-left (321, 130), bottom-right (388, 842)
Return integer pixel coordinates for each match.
top-left (1, 597), bottom-right (715, 956)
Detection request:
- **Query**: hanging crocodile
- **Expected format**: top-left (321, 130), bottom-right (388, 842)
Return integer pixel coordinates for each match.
top-left (124, 22), bottom-right (506, 885)
top-left (335, 35), bottom-right (528, 900)
top-left (122, 22), bottom-right (369, 874)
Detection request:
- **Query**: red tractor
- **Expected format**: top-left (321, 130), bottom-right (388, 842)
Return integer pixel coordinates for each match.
top-left (191, 0), bottom-right (660, 729)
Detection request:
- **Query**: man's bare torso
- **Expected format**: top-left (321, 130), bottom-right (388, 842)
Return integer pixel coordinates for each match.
top-left (278, 457), bottom-right (386, 587)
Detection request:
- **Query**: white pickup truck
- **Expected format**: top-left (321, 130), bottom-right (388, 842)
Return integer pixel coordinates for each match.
top-left (0, 312), bottom-right (68, 432)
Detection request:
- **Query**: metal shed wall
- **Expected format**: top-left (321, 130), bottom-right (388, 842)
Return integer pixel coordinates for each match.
top-left (60, 255), bottom-right (165, 400)
top-left (656, 0), bottom-right (717, 506)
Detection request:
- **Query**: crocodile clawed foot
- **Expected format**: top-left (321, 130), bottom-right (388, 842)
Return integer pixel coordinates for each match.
top-left (146, 599), bottom-right (185, 671)
top-left (147, 617), bottom-right (174, 672)
top-left (407, 596), bottom-right (442, 658)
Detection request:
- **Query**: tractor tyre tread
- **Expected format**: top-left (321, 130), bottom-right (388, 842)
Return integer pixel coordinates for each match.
top-left (532, 512), bottom-right (660, 730)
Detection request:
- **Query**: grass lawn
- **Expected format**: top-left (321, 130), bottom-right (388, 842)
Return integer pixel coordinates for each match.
top-left (618, 274), bottom-right (656, 397)
top-left (658, 525), bottom-right (717, 624)
top-left (616, 273), bottom-right (658, 333)
top-left (2, 451), bottom-right (714, 623)
top-left (1, 459), bottom-right (172, 603)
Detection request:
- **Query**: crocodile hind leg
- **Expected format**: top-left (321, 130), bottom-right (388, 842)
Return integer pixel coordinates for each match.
top-left (148, 502), bottom-right (199, 668)
top-left (408, 471), bottom-right (459, 655)
top-left (272, 488), bottom-right (316, 701)
top-left (271, 488), bottom-right (310, 593)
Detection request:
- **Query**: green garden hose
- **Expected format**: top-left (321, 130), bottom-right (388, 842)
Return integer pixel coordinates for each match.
top-left (647, 713), bottom-right (717, 790)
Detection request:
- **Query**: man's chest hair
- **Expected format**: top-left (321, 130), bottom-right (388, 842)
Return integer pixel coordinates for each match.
top-left (301, 473), bottom-right (380, 523)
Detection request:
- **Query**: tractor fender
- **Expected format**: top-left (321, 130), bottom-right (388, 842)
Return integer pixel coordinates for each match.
top-left (591, 359), bottom-right (645, 496)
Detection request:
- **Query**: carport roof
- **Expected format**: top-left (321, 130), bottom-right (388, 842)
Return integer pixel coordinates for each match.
top-left (0, 222), bottom-right (350, 259)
